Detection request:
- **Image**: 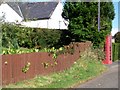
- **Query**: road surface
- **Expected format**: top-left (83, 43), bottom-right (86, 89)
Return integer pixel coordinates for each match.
top-left (77, 61), bottom-right (119, 88)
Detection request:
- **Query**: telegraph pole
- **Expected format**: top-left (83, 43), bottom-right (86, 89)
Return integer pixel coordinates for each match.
top-left (98, 0), bottom-right (100, 32)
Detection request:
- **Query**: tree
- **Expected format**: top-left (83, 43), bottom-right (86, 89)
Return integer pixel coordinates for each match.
top-left (62, 2), bottom-right (115, 47)
top-left (114, 32), bottom-right (120, 43)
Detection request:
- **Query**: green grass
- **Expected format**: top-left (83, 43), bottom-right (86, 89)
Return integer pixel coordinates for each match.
top-left (5, 49), bottom-right (107, 88)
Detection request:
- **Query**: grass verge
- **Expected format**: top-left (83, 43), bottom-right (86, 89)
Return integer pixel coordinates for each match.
top-left (4, 49), bottom-right (107, 88)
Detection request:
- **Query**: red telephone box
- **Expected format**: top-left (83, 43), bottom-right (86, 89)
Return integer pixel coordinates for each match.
top-left (102, 35), bottom-right (112, 64)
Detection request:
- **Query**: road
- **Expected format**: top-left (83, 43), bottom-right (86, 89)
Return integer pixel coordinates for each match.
top-left (77, 61), bottom-right (119, 88)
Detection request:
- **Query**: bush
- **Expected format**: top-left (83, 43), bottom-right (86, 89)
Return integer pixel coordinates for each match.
top-left (2, 23), bottom-right (62, 49)
top-left (114, 32), bottom-right (120, 43)
top-left (58, 30), bottom-right (72, 47)
top-left (80, 47), bottom-right (105, 61)
top-left (112, 43), bottom-right (120, 61)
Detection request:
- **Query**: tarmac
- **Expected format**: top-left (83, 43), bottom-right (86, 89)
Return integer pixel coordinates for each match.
top-left (77, 60), bottom-right (119, 88)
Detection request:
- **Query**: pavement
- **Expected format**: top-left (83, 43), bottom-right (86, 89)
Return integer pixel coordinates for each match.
top-left (77, 60), bottom-right (119, 88)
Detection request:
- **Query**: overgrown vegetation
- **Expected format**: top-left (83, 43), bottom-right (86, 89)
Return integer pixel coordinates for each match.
top-left (2, 23), bottom-right (77, 54)
top-left (62, 2), bottom-right (115, 47)
top-left (2, 23), bottom-right (62, 49)
top-left (112, 43), bottom-right (120, 61)
top-left (5, 48), bottom-right (106, 88)
top-left (2, 23), bottom-right (74, 54)
top-left (2, 42), bottom-right (75, 55)
top-left (2, 47), bottom-right (42, 54)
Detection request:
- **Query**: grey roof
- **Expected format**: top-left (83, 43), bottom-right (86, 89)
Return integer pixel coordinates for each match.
top-left (7, 2), bottom-right (23, 17)
top-left (7, 2), bottom-right (58, 20)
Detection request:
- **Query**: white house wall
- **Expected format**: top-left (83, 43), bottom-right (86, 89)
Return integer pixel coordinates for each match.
top-left (50, 2), bottom-right (63, 20)
top-left (21, 20), bottom-right (48, 28)
top-left (21, 19), bottom-right (68, 29)
top-left (0, 3), bottom-right (23, 23)
top-left (21, 2), bottom-right (68, 29)
top-left (50, 2), bottom-right (68, 29)
top-left (0, 3), bottom-right (68, 29)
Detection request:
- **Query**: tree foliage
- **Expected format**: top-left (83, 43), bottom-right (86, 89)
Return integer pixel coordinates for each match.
top-left (62, 2), bottom-right (115, 47)
top-left (114, 32), bottom-right (120, 43)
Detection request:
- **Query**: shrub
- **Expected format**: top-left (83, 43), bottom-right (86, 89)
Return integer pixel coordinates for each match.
top-left (2, 23), bottom-right (62, 49)
top-left (112, 43), bottom-right (120, 61)
top-left (58, 30), bottom-right (72, 46)
top-left (80, 47), bottom-right (105, 61)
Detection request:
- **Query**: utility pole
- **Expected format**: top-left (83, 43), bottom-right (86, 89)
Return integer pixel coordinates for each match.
top-left (98, 0), bottom-right (100, 32)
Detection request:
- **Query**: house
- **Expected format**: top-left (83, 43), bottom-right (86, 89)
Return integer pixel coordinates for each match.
top-left (0, 2), bottom-right (68, 29)
top-left (0, 2), bottom-right (23, 23)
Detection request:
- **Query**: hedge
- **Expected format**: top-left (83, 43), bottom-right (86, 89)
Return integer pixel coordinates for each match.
top-left (112, 43), bottom-right (120, 61)
top-left (2, 23), bottom-right (62, 49)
